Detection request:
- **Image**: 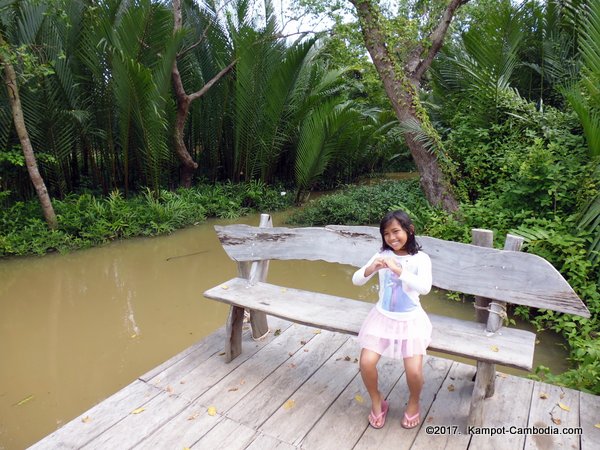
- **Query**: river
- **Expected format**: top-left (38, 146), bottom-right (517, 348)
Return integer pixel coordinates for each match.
top-left (0, 211), bottom-right (569, 449)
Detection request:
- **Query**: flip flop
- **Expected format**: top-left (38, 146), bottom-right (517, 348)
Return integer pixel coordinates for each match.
top-left (401, 410), bottom-right (420, 429)
top-left (368, 399), bottom-right (389, 429)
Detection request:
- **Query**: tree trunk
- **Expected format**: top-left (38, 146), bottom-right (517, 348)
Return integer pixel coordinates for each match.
top-left (350, 0), bottom-right (466, 212)
top-left (171, 0), bottom-right (235, 188)
top-left (1, 36), bottom-right (58, 229)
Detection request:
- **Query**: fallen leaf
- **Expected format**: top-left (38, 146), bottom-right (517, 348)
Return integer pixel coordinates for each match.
top-left (354, 394), bottom-right (364, 404)
top-left (274, 329), bottom-right (281, 336)
top-left (594, 423), bottom-right (600, 429)
top-left (228, 387), bottom-right (239, 392)
top-left (304, 349), bottom-right (309, 352)
top-left (300, 340), bottom-right (307, 345)
top-left (289, 352), bottom-right (294, 356)
top-left (218, 352), bottom-right (226, 356)
top-left (81, 416), bottom-right (92, 423)
top-left (558, 402), bottom-right (570, 411)
top-left (490, 345), bottom-right (499, 352)
top-left (559, 392), bottom-right (565, 399)
top-left (313, 330), bottom-right (321, 334)
top-left (552, 416), bottom-right (562, 425)
top-left (289, 363), bottom-right (297, 368)
top-left (180, 380), bottom-right (186, 384)
top-left (427, 416), bottom-right (434, 423)
top-left (539, 392), bottom-right (549, 399)
top-left (14, 395), bottom-right (34, 407)
top-left (166, 386), bottom-right (173, 394)
top-left (240, 379), bottom-right (246, 385)
top-left (354, 358), bottom-right (358, 363)
top-left (283, 399), bottom-right (295, 410)
top-left (207, 406), bottom-right (217, 416)
top-left (187, 413), bottom-right (200, 421)
top-left (130, 334), bottom-right (138, 338)
top-left (220, 285), bottom-right (229, 290)
top-left (131, 407), bottom-right (145, 415)
top-left (344, 356), bottom-right (351, 361)
top-left (447, 384), bottom-right (455, 392)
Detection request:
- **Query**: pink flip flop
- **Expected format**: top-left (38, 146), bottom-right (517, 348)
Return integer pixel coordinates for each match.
top-left (401, 410), bottom-right (421, 429)
top-left (368, 399), bottom-right (389, 429)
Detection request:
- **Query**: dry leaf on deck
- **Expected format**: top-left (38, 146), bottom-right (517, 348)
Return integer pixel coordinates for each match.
top-left (313, 330), bottom-right (321, 334)
top-left (81, 416), bottom-right (92, 423)
top-left (558, 402), bottom-right (570, 411)
top-left (220, 285), bottom-right (229, 290)
top-left (187, 413), bottom-right (200, 421)
top-left (166, 386), bottom-right (174, 394)
top-left (228, 387), bottom-right (239, 392)
top-left (490, 345), bottom-right (499, 352)
top-left (218, 352), bottom-right (226, 356)
top-left (447, 384), bottom-right (455, 392)
top-left (207, 406), bottom-right (217, 416)
top-left (594, 423), bottom-right (600, 429)
top-left (131, 407), bottom-right (145, 414)
top-left (283, 399), bottom-right (296, 410)
top-left (274, 329), bottom-right (281, 336)
top-left (354, 394), bottom-right (364, 404)
top-left (344, 356), bottom-right (351, 361)
top-left (539, 392), bottom-right (548, 399)
top-left (552, 416), bottom-right (562, 425)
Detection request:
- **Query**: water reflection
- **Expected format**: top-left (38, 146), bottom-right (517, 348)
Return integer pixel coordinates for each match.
top-left (0, 212), bottom-right (569, 450)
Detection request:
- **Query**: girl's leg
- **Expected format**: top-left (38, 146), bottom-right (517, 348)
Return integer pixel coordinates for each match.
top-left (360, 348), bottom-right (384, 423)
top-left (402, 354), bottom-right (424, 427)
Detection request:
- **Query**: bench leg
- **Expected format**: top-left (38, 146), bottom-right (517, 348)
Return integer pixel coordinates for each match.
top-left (249, 310), bottom-right (269, 339)
top-left (468, 362), bottom-right (496, 427)
top-left (226, 305), bottom-right (245, 362)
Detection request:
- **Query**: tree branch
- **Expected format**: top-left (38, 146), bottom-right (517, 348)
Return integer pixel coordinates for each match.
top-left (412, 0), bottom-right (471, 81)
top-left (189, 59), bottom-right (237, 102)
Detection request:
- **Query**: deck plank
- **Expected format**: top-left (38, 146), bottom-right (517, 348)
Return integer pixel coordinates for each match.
top-left (191, 416), bottom-right (257, 450)
top-left (354, 355), bottom-right (454, 450)
top-left (196, 324), bottom-right (322, 414)
top-left (226, 331), bottom-right (349, 429)
top-left (525, 382), bottom-right (581, 450)
top-left (469, 372), bottom-right (535, 449)
top-left (259, 338), bottom-right (361, 445)
top-left (246, 433), bottom-right (298, 450)
top-left (410, 362), bottom-right (475, 450)
top-left (27, 380), bottom-right (162, 450)
top-left (580, 392), bottom-right (600, 450)
top-left (299, 357), bottom-right (404, 449)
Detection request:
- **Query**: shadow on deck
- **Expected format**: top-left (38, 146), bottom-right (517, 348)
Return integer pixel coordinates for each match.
top-left (29, 318), bottom-right (599, 449)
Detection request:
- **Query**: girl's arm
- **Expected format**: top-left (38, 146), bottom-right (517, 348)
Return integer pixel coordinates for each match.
top-left (398, 252), bottom-right (432, 295)
top-left (352, 253), bottom-right (381, 286)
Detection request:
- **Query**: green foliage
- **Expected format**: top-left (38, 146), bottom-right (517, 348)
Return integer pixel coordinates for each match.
top-left (0, 181), bottom-right (293, 256)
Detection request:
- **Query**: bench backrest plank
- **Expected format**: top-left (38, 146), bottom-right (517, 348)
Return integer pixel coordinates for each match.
top-left (215, 224), bottom-right (590, 317)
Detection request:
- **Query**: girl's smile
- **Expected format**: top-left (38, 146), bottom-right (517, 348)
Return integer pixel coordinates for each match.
top-left (383, 219), bottom-right (408, 255)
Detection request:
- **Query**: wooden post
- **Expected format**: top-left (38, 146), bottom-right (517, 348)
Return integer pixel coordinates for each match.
top-left (224, 213), bottom-right (272, 361)
top-left (485, 234), bottom-right (525, 333)
top-left (247, 214), bottom-right (271, 339)
top-left (468, 232), bottom-right (525, 426)
top-left (472, 229), bottom-right (494, 323)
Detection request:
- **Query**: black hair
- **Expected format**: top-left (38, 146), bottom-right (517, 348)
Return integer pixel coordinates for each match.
top-left (379, 210), bottom-right (421, 255)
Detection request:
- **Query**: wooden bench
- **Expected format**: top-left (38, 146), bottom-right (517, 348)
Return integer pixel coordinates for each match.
top-left (204, 214), bottom-right (590, 426)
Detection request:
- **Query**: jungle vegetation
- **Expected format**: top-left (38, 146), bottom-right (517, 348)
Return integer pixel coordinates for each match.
top-left (1, 0), bottom-right (598, 393)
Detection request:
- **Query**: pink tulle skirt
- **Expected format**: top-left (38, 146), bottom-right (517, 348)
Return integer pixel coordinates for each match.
top-left (358, 306), bottom-right (432, 359)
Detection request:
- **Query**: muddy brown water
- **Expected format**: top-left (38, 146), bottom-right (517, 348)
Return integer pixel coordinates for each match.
top-left (0, 212), bottom-right (569, 449)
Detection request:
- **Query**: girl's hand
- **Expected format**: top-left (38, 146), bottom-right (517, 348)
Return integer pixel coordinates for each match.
top-left (384, 257), bottom-right (403, 276)
top-left (364, 257), bottom-right (387, 277)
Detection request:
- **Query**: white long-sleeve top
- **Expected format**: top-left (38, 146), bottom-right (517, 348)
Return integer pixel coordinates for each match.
top-left (352, 250), bottom-right (433, 318)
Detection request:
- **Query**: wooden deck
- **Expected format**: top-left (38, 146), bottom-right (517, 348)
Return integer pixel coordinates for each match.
top-left (29, 318), bottom-right (600, 450)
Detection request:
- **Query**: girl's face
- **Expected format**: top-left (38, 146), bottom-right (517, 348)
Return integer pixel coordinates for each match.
top-left (383, 218), bottom-right (408, 254)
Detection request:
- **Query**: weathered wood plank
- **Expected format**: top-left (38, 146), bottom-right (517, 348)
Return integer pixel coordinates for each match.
top-left (354, 355), bottom-right (453, 450)
top-left (524, 382), bottom-right (581, 450)
top-left (204, 278), bottom-right (536, 370)
top-left (139, 326), bottom-right (226, 382)
top-left (469, 372), bottom-right (535, 449)
top-left (580, 391), bottom-right (600, 450)
top-left (196, 323), bottom-right (325, 413)
top-left (226, 331), bottom-right (349, 429)
top-left (28, 380), bottom-right (162, 449)
top-left (410, 362), bottom-right (475, 450)
top-left (191, 416), bottom-right (257, 450)
top-left (150, 319), bottom-right (294, 402)
top-left (300, 357), bottom-right (404, 449)
top-left (214, 225), bottom-right (589, 316)
top-left (246, 433), bottom-right (298, 450)
top-left (80, 391), bottom-right (191, 449)
top-left (133, 399), bottom-right (225, 449)
top-left (259, 338), bottom-right (361, 445)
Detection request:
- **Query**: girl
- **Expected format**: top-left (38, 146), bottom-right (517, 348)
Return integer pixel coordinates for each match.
top-left (352, 210), bottom-right (432, 429)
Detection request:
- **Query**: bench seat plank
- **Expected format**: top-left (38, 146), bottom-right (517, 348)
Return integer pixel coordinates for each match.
top-left (204, 277), bottom-right (536, 371)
